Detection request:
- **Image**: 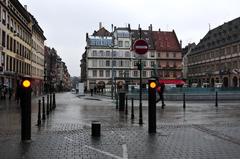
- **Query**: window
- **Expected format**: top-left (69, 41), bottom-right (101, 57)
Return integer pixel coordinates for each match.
top-left (2, 31), bottom-right (6, 47)
top-left (106, 60), bottom-right (110, 66)
top-left (92, 50), bottom-right (97, 56)
top-left (99, 70), bottom-right (104, 77)
top-left (173, 52), bottom-right (176, 58)
top-left (99, 50), bottom-right (104, 56)
top-left (125, 41), bottom-right (129, 47)
top-left (125, 51), bottom-right (130, 57)
top-left (133, 71), bottom-right (138, 77)
top-left (119, 70), bottom-right (123, 77)
top-left (93, 70), bottom-right (97, 77)
top-left (150, 61), bottom-right (155, 67)
top-left (106, 70), bottom-right (110, 77)
top-left (150, 52), bottom-right (155, 57)
top-left (125, 70), bottom-right (129, 77)
top-left (143, 71), bottom-right (147, 77)
top-left (92, 60), bottom-right (97, 67)
top-left (233, 45), bottom-right (238, 53)
top-left (119, 60), bottom-right (123, 67)
top-left (106, 51), bottom-right (110, 56)
top-left (158, 53), bottom-right (161, 57)
top-left (2, 10), bottom-right (6, 25)
top-left (112, 60), bottom-right (116, 67)
top-left (118, 41), bottom-right (123, 47)
top-left (113, 51), bottom-right (117, 57)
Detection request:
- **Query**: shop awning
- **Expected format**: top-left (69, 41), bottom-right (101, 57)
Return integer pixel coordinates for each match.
top-left (159, 79), bottom-right (185, 85)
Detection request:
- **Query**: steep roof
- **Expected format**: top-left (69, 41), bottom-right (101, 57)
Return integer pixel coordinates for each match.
top-left (192, 17), bottom-right (240, 54)
top-left (152, 30), bottom-right (182, 52)
top-left (131, 30), bottom-right (155, 50)
top-left (92, 27), bottom-right (111, 36)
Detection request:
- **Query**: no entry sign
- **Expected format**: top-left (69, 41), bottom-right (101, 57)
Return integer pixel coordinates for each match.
top-left (133, 39), bottom-right (149, 55)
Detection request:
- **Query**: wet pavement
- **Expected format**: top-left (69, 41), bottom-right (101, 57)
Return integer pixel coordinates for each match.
top-left (0, 92), bottom-right (240, 158)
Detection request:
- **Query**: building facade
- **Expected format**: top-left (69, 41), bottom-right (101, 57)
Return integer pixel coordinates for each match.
top-left (81, 23), bottom-right (182, 92)
top-left (187, 17), bottom-right (240, 87)
top-left (0, 0), bottom-right (45, 98)
top-left (44, 46), bottom-right (71, 93)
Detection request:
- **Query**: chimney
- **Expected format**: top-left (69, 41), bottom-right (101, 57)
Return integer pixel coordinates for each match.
top-left (180, 40), bottom-right (182, 48)
top-left (158, 28), bottom-right (161, 32)
top-left (128, 24), bottom-right (131, 30)
top-left (149, 24), bottom-right (152, 31)
top-left (99, 22), bottom-right (102, 29)
top-left (86, 33), bottom-right (89, 39)
top-left (24, 5), bottom-right (27, 11)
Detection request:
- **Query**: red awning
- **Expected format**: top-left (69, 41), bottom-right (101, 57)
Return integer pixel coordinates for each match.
top-left (159, 79), bottom-right (185, 85)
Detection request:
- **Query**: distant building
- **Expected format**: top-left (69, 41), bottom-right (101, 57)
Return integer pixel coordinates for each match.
top-left (187, 17), bottom-right (240, 87)
top-left (80, 23), bottom-right (183, 91)
top-left (182, 43), bottom-right (196, 80)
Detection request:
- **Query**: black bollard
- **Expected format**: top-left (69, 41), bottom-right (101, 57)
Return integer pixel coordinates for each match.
top-left (131, 98), bottom-right (134, 119)
top-left (215, 91), bottom-right (218, 107)
top-left (47, 95), bottom-right (50, 115)
top-left (91, 121), bottom-right (101, 137)
top-left (183, 92), bottom-right (186, 109)
top-left (125, 96), bottom-right (128, 115)
top-left (53, 92), bottom-right (56, 109)
top-left (50, 93), bottom-right (52, 111)
top-left (42, 97), bottom-right (46, 120)
top-left (37, 100), bottom-right (41, 126)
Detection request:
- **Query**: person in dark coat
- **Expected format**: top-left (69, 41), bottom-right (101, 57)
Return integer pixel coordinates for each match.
top-left (160, 82), bottom-right (166, 107)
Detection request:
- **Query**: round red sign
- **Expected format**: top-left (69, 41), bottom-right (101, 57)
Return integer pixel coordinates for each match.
top-left (133, 39), bottom-right (149, 55)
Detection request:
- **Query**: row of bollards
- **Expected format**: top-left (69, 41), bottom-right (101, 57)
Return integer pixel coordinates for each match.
top-left (37, 93), bottom-right (56, 126)
top-left (182, 91), bottom-right (219, 109)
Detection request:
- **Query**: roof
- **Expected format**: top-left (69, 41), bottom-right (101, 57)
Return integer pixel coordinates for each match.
top-left (131, 29), bottom-right (155, 50)
top-left (191, 17), bottom-right (240, 54)
top-left (92, 27), bottom-right (111, 36)
top-left (153, 30), bottom-right (182, 52)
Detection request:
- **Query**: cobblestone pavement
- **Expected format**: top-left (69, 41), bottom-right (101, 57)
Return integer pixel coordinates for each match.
top-left (1, 92), bottom-right (240, 159)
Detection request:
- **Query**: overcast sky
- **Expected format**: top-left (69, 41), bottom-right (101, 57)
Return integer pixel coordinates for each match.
top-left (19, 0), bottom-right (240, 77)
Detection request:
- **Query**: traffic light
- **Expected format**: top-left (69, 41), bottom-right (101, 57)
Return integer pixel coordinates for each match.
top-left (148, 79), bottom-right (156, 133)
top-left (20, 78), bottom-right (32, 141)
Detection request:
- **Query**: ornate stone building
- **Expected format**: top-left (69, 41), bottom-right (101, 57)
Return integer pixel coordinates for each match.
top-left (81, 23), bottom-right (183, 91)
top-left (187, 17), bottom-right (240, 87)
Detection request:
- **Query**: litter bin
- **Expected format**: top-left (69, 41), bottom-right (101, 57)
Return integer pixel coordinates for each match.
top-left (118, 92), bottom-right (125, 111)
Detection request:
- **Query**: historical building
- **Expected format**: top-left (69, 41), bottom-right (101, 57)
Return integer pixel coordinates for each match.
top-left (0, 0), bottom-right (46, 98)
top-left (81, 23), bottom-right (183, 92)
top-left (44, 46), bottom-right (71, 93)
top-left (187, 17), bottom-right (240, 87)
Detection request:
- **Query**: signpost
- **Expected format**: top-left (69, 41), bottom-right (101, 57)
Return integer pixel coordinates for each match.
top-left (133, 38), bottom-right (148, 125)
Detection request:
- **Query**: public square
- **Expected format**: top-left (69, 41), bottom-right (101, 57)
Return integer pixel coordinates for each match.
top-left (1, 92), bottom-right (240, 159)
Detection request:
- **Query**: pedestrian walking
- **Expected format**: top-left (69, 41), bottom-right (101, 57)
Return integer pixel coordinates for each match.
top-left (156, 82), bottom-right (166, 107)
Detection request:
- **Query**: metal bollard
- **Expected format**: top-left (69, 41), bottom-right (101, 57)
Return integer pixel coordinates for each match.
top-left (131, 98), bottom-right (134, 119)
top-left (53, 92), bottom-right (56, 109)
top-left (47, 95), bottom-right (50, 115)
top-left (50, 93), bottom-right (52, 111)
top-left (42, 97), bottom-right (46, 120)
top-left (183, 92), bottom-right (186, 109)
top-left (37, 100), bottom-right (41, 126)
top-left (125, 96), bottom-right (128, 115)
top-left (91, 121), bottom-right (101, 137)
top-left (215, 91), bottom-right (218, 107)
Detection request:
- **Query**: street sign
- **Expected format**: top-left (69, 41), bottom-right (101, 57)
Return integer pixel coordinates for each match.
top-left (133, 39), bottom-right (148, 55)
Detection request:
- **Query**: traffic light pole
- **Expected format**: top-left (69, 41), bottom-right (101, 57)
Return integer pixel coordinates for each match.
top-left (139, 59), bottom-right (143, 125)
top-left (20, 79), bottom-right (32, 141)
top-left (148, 79), bottom-right (156, 133)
